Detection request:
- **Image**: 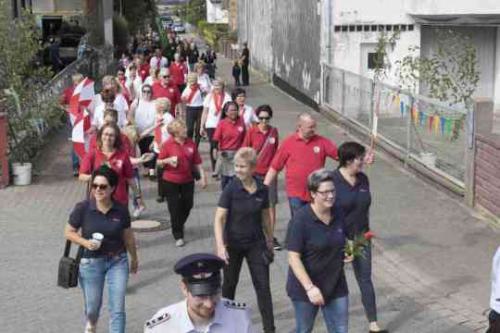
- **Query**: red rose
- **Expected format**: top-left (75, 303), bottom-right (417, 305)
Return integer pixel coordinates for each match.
top-left (364, 231), bottom-right (375, 240)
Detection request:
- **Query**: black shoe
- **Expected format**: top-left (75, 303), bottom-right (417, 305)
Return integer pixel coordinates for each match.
top-left (273, 238), bottom-right (282, 251)
top-left (369, 330), bottom-right (388, 333)
top-left (73, 170), bottom-right (79, 177)
top-left (156, 196), bottom-right (164, 203)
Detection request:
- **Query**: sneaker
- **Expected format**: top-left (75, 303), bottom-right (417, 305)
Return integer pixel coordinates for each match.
top-left (175, 239), bottom-right (185, 247)
top-left (84, 321), bottom-right (96, 333)
top-left (132, 206), bottom-right (145, 218)
top-left (273, 238), bottom-right (282, 251)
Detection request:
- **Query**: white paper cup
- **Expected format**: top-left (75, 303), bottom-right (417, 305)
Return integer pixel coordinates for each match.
top-left (91, 232), bottom-right (104, 250)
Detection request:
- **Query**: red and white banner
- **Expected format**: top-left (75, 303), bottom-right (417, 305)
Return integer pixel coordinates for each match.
top-left (70, 78), bottom-right (94, 159)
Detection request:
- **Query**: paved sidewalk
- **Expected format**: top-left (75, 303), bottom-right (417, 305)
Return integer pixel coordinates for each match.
top-left (0, 52), bottom-right (497, 332)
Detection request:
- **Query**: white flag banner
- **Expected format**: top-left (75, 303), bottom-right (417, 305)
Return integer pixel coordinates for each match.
top-left (206, 0), bottom-right (228, 24)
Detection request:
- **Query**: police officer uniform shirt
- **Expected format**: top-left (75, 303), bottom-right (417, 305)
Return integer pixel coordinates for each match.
top-left (144, 298), bottom-right (254, 333)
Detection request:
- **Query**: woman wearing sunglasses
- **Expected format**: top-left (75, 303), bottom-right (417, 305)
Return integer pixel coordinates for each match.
top-left (242, 105), bottom-right (282, 250)
top-left (65, 165), bottom-right (138, 333)
top-left (79, 123), bottom-right (137, 207)
top-left (129, 84), bottom-right (157, 178)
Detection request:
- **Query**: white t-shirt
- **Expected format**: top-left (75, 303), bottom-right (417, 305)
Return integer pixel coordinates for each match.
top-left (202, 92), bottom-right (232, 129)
top-left (182, 85), bottom-right (204, 107)
top-left (143, 76), bottom-right (157, 87)
top-left (149, 56), bottom-right (168, 69)
top-left (92, 101), bottom-right (127, 129)
top-left (239, 104), bottom-right (258, 127)
top-left (197, 74), bottom-right (212, 94)
top-left (132, 98), bottom-right (157, 134)
top-left (491, 247), bottom-right (500, 313)
top-left (89, 93), bottom-right (129, 115)
top-left (125, 76), bottom-right (143, 100)
top-left (152, 112), bottom-right (175, 153)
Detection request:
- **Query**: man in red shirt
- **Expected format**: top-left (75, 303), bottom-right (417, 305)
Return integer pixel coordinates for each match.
top-left (264, 113), bottom-right (339, 216)
top-left (60, 73), bottom-right (84, 176)
top-left (213, 102), bottom-right (246, 189)
top-left (138, 54), bottom-right (150, 82)
top-left (169, 53), bottom-right (188, 95)
top-left (152, 68), bottom-right (181, 117)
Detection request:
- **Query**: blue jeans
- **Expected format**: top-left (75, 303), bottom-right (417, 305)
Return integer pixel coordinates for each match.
top-left (79, 252), bottom-right (129, 333)
top-left (292, 296), bottom-right (349, 333)
top-left (352, 241), bottom-right (377, 322)
top-left (288, 197), bottom-right (308, 217)
top-left (221, 175), bottom-right (233, 190)
top-left (67, 116), bottom-right (79, 171)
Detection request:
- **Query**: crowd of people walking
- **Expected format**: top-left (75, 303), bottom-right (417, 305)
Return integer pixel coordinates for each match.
top-left (60, 28), bottom-right (391, 333)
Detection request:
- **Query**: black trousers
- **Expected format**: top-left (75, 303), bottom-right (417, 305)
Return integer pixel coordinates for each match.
top-left (223, 243), bottom-right (275, 333)
top-left (487, 310), bottom-right (500, 333)
top-left (164, 180), bottom-right (194, 240)
top-left (241, 64), bottom-right (249, 85)
top-left (138, 136), bottom-right (155, 169)
top-left (186, 106), bottom-right (203, 147)
top-left (206, 128), bottom-right (218, 172)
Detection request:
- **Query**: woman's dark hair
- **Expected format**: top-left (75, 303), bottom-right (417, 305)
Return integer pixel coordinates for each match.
top-left (307, 168), bottom-right (334, 193)
top-left (255, 104), bottom-right (273, 118)
top-left (97, 122), bottom-right (122, 151)
top-left (91, 164), bottom-right (119, 189)
top-left (116, 66), bottom-right (126, 73)
top-left (231, 87), bottom-right (246, 101)
top-left (220, 101), bottom-right (239, 120)
top-left (337, 141), bottom-right (366, 168)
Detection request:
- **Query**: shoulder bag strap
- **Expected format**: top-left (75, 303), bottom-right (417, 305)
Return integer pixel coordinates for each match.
top-left (256, 128), bottom-right (277, 160)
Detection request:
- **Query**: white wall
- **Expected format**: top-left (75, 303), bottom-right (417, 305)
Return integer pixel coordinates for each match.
top-left (407, 0), bottom-right (500, 15)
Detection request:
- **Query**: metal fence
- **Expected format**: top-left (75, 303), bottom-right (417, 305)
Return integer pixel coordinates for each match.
top-left (322, 63), bottom-right (468, 186)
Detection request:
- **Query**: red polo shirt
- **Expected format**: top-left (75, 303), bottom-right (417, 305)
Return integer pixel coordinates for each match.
top-left (152, 81), bottom-right (181, 116)
top-left (79, 148), bottom-right (133, 205)
top-left (158, 137), bottom-right (202, 184)
top-left (60, 85), bottom-right (75, 107)
top-left (169, 62), bottom-right (188, 86)
top-left (139, 63), bottom-right (150, 82)
top-left (87, 133), bottom-right (132, 156)
top-left (243, 125), bottom-right (279, 176)
top-left (271, 133), bottom-right (338, 201)
top-left (213, 117), bottom-right (246, 151)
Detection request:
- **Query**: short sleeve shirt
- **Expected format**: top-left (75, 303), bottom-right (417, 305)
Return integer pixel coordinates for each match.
top-left (158, 137), bottom-right (202, 184)
top-left (332, 169), bottom-right (371, 239)
top-left (271, 133), bottom-right (338, 201)
top-left (213, 117), bottom-right (246, 151)
top-left (218, 177), bottom-right (269, 246)
top-left (202, 92), bottom-right (232, 129)
top-left (79, 149), bottom-right (133, 206)
top-left (69, 200), bottom-right (131, 258)
top-left (243, 126), bottom-right (279, 176)
top-left (286, 204), bottom-right (348, 303)
top-left (152, 82), bottom-right (181, 116)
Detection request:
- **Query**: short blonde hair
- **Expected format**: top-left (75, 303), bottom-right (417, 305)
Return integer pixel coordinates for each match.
top-left (187, 73), bottom-right (198, 84)
top-left (212, 78), bottom-right (225, 88)
top-left (167, 119), bottom-right (187, 136)
top-left (234, 147), bottom-right (257, 167)
top-left (72, 73), bottom-right (84, 84)
top-left (155, 97), bottom-right (171, 114)
top-left (194, 62), bottom-right (205, 72)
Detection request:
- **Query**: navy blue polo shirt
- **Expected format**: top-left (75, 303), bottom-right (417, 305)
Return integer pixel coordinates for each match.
top-left (286, 204), bottom-right (348, 303)
top-left (218, 176), bottom-right (269, 247)
top-left (69, 199), bottom-right (131, 258)
top-left (332, 169), bottom-right (371, 239)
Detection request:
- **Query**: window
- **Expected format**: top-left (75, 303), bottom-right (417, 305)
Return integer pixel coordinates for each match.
top-left (367, 52), bottom-right (383, 70)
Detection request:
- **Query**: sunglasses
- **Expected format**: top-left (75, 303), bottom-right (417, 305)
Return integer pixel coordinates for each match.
top-left (258, 116), bottom-right (270, 120)
top-left (142, 90), bottom-right (152, 93)
top-left (162, 75), bottom-right (170, 78)
top-left (92, 183), bottom-right (109, 190)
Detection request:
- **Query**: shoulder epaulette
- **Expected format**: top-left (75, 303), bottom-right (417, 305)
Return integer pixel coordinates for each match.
top-left (223, 300), bottom-right (247, 310)
top-left (145, 312), bottom-right (170, 328)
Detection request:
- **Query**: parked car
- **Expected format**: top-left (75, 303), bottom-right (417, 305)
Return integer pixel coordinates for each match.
top-left (173, 23), bottom-right (186, 34)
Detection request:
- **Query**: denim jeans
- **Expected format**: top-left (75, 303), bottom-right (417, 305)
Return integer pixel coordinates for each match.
top-left (79, 252), bottom-right (129, 333)
top-left (352, 241), bottom-right (378, 322)
top-left (288, 197), bottom-right (308, 217)
top-left (292, 296), bottom-right (349, 333)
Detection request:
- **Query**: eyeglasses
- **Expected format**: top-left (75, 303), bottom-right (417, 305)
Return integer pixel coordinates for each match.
top-left (162, 75), bottom-right (170, 78)
top-left (92, 183), bottom-right (109, 190)
top-left (258, 116), bottom-right (270, 121)
top-left (315, 189), bottom-right (336, 196)
top-left (142, 90), bottom-right (151, 93)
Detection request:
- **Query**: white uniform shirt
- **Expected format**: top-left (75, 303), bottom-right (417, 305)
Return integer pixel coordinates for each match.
top-left (197, 74), bottom-right (212, 94)
top-left (126, 76), bottom-right (143, 100)
top-left (132, 98), bottom-right (157, 134)
top-left (239, 104), bottom-right (258, 128)
top-left (152, 112), bottom-right (175, 153)
top-left (91, 99), bottom-right (128, 129)
top-left (202, 92), bottom-right (232, 129)
top-left (144, 298), bottom-right (254, 333)
top-left (491, 247), bottom-right (500, 313)
top-left (150, 56), bottom-right (169, 69)
top-left (182, 85), bottom-right (204, 107)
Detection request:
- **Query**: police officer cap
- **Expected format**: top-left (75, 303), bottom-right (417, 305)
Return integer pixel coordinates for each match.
top-left (174, 253), bottom-right (225, 296)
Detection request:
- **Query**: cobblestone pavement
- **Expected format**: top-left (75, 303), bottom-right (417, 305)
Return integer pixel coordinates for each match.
top-left (0, 53), bottom-right (497, 332)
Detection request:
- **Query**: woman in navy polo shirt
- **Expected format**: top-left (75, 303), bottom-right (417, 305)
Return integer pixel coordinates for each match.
top-left (214, 147), bottom-right (276, 333)
top-left (287, 168), bottom-right (348, 333)
top-left (65, 165), bottom-right (138, 333)
top-left (332, 142), bottom-right (387, 333)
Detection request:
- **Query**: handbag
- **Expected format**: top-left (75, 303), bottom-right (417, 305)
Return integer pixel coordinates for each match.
top-left (57, 240), bottom-right (84, 289)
